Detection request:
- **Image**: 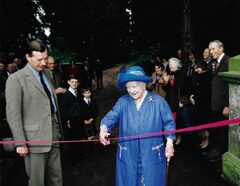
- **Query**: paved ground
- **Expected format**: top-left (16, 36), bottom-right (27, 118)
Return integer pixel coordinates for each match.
top-left (1, 138), bottom-right (235, 186)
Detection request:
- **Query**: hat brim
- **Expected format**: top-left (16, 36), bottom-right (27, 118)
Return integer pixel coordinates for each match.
top-left (118, 73), bottom-right (153, 89)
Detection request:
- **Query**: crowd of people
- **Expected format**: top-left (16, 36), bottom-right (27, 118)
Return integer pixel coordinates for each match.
top-left (147, 40), bottom-right (229, 156)
top-left (99, 39), bottom-right (229, 185)
top-left (0, 39), bottom-right (230, 186)
top-left (0, 40), bottom-right (104, 185)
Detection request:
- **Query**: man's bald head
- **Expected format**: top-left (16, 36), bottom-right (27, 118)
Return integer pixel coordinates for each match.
top-left (46, 56), bottom-right (56, 71)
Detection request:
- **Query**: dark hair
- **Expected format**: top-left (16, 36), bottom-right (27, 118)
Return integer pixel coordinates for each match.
top-left (179, 96), bottom-right (191, 105)
top-left (67, 74), bottom-right (79, 81)
top-left (194, 61), bottom-right (207, 71)
top-left (26, 39), bottom-right (47, 56)
top-left (187, 50), bottom-right (195, 56)
top-left (81, 87), bottom-right (92, 93)
top-left (154, 62), bottom-right (165, 71)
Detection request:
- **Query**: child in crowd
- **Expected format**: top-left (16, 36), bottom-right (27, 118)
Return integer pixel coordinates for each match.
top-left (80, 87), bottom-right (98, 139)
top-left (61, 74), bottom-right (85, 166)
top-left (80, 87), bottom-right (98, 158)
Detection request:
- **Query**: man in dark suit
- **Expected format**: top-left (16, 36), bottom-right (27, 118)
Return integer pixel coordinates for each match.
top-left (80, 59), bottom-right (95, 89)
top-left (5, 39), bottom-right (63, 186)
top-left (208, 40), bottom-right (229, 158)
top-left (209, 40), bottom-right (229, 122)
top-left (46, 56), bottom-right (66, 96)
top-left (95, 58), bottom-right (104, 89)
top-left (46, 56), bottom-right (65, 89)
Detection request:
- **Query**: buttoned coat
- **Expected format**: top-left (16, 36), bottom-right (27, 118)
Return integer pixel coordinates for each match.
top-left (101, 92), bottom-right (175, 186)
top-left (5, 65), bottom-right (63, 153)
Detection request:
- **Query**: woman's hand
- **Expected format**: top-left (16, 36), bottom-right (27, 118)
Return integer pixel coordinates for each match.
top-left (99, 125), bottom-right (111, 146)
top-left (165, 139), bottom-right (174, 162)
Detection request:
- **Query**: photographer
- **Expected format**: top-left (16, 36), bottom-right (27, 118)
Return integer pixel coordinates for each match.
top-left (150, 62), bottom-right (166, 97)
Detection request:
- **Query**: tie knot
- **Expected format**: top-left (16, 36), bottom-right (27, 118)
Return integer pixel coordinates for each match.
top-left (74, 90), bottom-right (77, 96)
top-left (39, 71), bottom-right (43, 77)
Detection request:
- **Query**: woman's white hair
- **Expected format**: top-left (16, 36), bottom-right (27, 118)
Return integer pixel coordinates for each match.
top-left (168, 57), bottom-right (182, 71)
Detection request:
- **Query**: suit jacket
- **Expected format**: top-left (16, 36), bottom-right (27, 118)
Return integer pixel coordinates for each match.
top-left (80, 64), bottom-right (95, 88)
top-left (211, 54), bottom-right (229, 111)
top-left (61, 90), bottom-right (82, 125)
top-left (61, 90), bottom-right (85, 139)
top-left (5, 65), bottom-right (63, 153)
top-left (79, 98), bottom-right (98, 121)
top-left (79, 98), bottom-right (98, 136)
top-left (46, 68), bottom-right (64, 89)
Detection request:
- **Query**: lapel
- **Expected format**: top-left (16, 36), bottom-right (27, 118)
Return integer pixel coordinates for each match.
top-left (219, 55), bottom-right (228, 70)
top-left (214, 54), bottom-right (228, 74)
top-left (24, 65), bottom-right (47, 97)
top-left (43, 69), bottom-right (58, 102)
top-left (212, 61), bottom-right (220, 75)
top-left (68, 90), bottom-right (77, 99)
top-left (24, 66), bottom-right (58, 104)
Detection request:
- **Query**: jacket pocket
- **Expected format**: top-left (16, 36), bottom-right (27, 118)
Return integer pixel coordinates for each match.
top-left (117, 143), bottom-right (127, 162)
top-left (152, 143), bottom-right (164, 161)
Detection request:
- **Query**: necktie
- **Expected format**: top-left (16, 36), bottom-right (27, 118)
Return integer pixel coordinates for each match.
top-left (216, 62), bottom-right (220, 70)
top-left (74, 90), bottom-right (78, 97)
top-left (39, 71), bottom-right (54, 113)
top-left (213, 62), bottom-right (220, 74)
top-left (187, 64), bottom-right (192, 76)
top-left (88, 99), bottom-right (90, 105)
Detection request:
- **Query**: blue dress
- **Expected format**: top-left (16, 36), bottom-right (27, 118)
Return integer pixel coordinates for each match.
top-left (101, 92), bottom-right (176, 186)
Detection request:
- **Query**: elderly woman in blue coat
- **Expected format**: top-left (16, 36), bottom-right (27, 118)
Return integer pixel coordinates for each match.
top-left (100, 66), bottom-right (175, 186)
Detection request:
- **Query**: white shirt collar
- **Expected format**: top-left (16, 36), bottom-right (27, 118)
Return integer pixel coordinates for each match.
top-left (217, 53), bottom-right (225, 63)
top-left (69, 87), bottom-right (77, 96)
top-left (84, 97), bottom-right (90, 103)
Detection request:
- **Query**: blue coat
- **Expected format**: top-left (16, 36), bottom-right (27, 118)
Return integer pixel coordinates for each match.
top-left (101, 92), bottom-right (176, 186)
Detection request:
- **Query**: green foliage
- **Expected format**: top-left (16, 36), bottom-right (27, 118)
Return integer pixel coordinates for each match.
top-left (48, 48), bottom-right (78, 64)
top-left (127, 44), bottom-right (161, 75)
top-left (48, 35), bottom-right (79, 64)
top-left (130, 51), bottom-right (151, 66)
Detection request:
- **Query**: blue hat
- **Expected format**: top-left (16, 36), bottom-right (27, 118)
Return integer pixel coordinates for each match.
top-left (117, 66), bottom-right (152, 89)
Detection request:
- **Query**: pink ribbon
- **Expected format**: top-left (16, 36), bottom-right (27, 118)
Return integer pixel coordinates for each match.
top-left (1, 118), bottom-right (240, 145)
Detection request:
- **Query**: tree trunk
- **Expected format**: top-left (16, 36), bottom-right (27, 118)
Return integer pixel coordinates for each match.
top-left (181, 0), bottom-right (194, 61)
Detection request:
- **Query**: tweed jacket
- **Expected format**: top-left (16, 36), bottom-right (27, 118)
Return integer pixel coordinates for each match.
top-left (5, 65), bottom-right (63, 153)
